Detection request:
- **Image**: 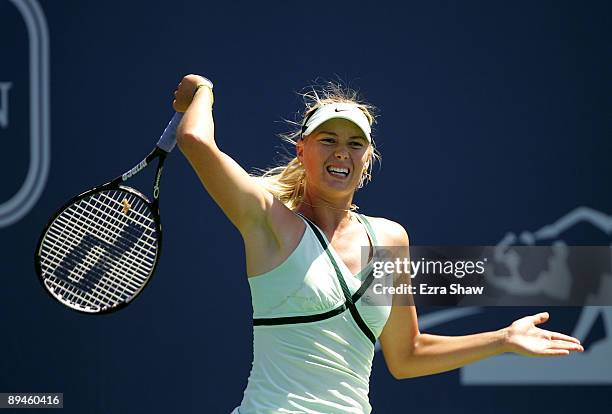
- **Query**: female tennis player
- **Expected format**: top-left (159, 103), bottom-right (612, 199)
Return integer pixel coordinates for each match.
top-left (172, 74), bottom-right (583, 414)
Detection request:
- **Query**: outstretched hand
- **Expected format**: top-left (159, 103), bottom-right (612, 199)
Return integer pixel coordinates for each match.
top-left (504, 312), bottom-right (584, 356)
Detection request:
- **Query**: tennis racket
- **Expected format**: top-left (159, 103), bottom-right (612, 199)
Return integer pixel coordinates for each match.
top-left (34, 111), bottom-right (184, 314)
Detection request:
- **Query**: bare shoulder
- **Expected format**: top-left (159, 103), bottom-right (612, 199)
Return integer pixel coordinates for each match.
top-left (360, 215), bottom-right (410, 247)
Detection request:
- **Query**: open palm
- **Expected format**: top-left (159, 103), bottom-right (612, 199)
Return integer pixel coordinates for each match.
top-left (505, 312), bottom-right (584, 356)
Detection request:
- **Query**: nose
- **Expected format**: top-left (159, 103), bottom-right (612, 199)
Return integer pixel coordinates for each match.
top-left (334, 148), bottom-right (349, 160)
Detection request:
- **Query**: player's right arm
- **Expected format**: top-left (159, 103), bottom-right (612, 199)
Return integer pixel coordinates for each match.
top-left (173, 75), bottom-right (298, 256)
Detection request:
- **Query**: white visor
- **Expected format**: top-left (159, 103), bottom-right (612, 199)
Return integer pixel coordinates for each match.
top-left (301, 103), bottom-right (371, 142)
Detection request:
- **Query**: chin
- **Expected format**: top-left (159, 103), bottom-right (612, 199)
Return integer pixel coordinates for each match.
top-left (323, 180), bottom-right (357, 194)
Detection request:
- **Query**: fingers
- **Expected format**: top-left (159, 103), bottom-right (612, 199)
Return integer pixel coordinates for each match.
top-left (172, 79), bottom-right (194, 113)
top-left (532, 312), bottom-right (550, 325)
top-left (172, 75), bottom-right (213, 112)
top-left (535, 342), bottom-right (583, 357)
top-left (535, 327), bottom-right (584, 351)
top-left (539, 349), bottom-right (571, 356)
top-left (548, 330), bottom-right (582, 345)
top-left (550, 339), bottom-right (584, 352)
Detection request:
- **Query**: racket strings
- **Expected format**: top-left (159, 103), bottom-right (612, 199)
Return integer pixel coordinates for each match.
top-left (43, 226), bottom-right (146, 292)
top-left (41, 192), bottom-right (153, 310)
top-left (66, 199), bottom-right (156, 265)
top-left (39, 189), bottom-right (159, 312)
top-left (47, 190), bottom-right (155, 296)
top-left (41, 196), bottom-right (143, 307)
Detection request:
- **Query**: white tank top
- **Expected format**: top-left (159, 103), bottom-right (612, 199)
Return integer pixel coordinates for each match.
top-left (236, 213), bottom-right (392, 414)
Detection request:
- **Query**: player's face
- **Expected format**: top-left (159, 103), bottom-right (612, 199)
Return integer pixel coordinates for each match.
top-left (297, 118), bottom-right (371, 196)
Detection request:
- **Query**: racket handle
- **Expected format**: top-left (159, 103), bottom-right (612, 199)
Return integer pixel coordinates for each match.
top-left (156, 112), bottom-right (184, 153)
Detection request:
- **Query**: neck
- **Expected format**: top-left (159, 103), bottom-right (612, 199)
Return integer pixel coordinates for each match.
top-left (296, 192), bottom-right (355, 231)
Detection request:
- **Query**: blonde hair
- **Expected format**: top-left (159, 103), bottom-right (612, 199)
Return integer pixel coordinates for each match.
top-left (252, 81), bottom-right (380, 211)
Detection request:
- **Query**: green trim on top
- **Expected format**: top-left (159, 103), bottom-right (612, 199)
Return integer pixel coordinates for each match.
top-left (355, 213), bottom-right (379, 246)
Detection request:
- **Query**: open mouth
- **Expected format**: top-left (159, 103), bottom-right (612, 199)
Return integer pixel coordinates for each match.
top-left (326, 166), bottom-right (350, 178)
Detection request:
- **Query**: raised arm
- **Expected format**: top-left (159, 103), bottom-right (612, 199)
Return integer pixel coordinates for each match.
top-left (377, 222), bottom-right (584, 380)
top-left (172, 74), bottom-right (276, 234)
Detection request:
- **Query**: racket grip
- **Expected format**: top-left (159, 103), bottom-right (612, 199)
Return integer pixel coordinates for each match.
top-left (156, 112), bottom-right (184, 153)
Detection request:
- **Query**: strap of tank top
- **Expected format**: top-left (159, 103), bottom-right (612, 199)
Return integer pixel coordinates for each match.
top-left (299, 214), bottom-right (377, 345)
top-left (354, 216), bottom-right (400, 310)
top-left (350, 213), bottom-right (378, 304)
top-left (299, 215), bottom-right (354, 306)
top-left (355, 213), bottom-right (379, 247)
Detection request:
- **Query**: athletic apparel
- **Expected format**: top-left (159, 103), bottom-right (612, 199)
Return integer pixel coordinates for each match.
top-left (234, 213), bottom-right (392, 414)
top-left (301, 103), bottom-right (372, 142)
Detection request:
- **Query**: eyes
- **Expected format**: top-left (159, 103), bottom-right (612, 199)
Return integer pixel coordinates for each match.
top-left (319, 136), bottom-right (365, 149)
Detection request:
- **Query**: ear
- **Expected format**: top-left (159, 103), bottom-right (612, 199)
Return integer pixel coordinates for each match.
top-left (296, 138), bottom-right (304, 162)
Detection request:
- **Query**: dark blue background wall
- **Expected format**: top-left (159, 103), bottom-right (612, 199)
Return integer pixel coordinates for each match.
top-left (1, 0), bottom-right (611, 412)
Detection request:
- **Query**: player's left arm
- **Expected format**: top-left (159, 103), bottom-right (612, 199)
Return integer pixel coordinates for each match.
top-left (375, 219), bottom-right (584, 380)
